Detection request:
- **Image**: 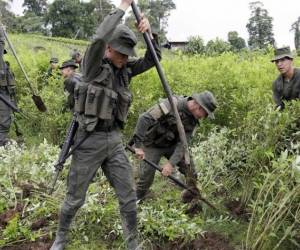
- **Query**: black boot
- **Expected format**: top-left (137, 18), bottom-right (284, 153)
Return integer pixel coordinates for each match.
top-left (50, 212), bottom-right (74, 250)
top-left (136, 188), bottom-right (147, 204)
top-left (120, 211), bottom-right (141, 250)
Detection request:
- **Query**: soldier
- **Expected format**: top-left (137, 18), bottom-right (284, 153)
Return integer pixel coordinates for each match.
top-left (133, 91), bottom-right (217, 203)
top-left (59, 59), bottom-right (81, 111)
top-left (47, 57), bottom-right (59, 77)
top-left (50, 0), bottom-right (161, 249)
top-left (0, 24), bottom-right (16, 146)
top-left (271, 46), bottom-right (300, 111)
top-left (45, 57), bottom-right (59, 85)
top-left (70, 49), bottom-right (82, 72)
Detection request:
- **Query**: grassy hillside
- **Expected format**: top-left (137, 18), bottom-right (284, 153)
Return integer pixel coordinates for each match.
top-left (1, 33), bottom-right (300, 249)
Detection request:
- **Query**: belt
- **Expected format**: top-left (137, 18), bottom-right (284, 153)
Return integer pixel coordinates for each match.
top-left (95, 124), bottom-right (116, 132)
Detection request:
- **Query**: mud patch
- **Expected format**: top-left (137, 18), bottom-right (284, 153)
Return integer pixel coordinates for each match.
top-left (226, 199), bottom-right (251, 221)
top-left (31, 216), bottom-right (49, 230)
top-left (21, 184), bottom-right (34, 198)
top-left (181, 189), bottom-right (195, 203)
top-left (151, 231), bottom-right (233, 250)
top-left (184, 231), bottom-right (234, 250)
top-left (2, 235), bottom-right (53, 250)
top-left (0, 204), bottom-right (24, 226)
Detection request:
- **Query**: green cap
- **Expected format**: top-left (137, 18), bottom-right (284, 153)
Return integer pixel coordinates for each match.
top-left (271, 46), bottom-right (296, 62)
top-left (193, 90), bottom-right (218, 119)
top-left (50, 57), bottom-right (59, 63)
top-left (70, 49), bottom-right (80, 60)
top-left (59, 60), bottom-right (78, 69)
top-left (108, 25), bottom-right (137, 57)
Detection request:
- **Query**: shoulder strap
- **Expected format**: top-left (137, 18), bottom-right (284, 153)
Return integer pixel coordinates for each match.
top-left (93, 63), bottom-right (112, 84)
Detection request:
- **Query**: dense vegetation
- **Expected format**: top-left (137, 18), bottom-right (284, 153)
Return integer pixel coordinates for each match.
top-left (1, 33), bottom-right (300, 249)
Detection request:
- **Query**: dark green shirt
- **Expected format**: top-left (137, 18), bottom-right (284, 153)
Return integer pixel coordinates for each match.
top-left (64, 72), bottom-right (82, 110)
top-left (134, 96), bottom-right (199, 167)
top-left (272, 68), bottom-right (300, 110)
top-left (81, 8), bottom-right (161, 126)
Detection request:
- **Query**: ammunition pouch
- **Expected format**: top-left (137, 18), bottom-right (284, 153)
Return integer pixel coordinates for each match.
top-left (0, 69), bottom-right (7, 87)
top-left (145, 122), bottom-right (176, 147)
top-left (116, 87), bottom-right (133, 123)
top-left (7, 70), bottom-right (15, 87)
top-left (84, 84), bottom-right (117, 120)
top-left (77, 114), bottom-right (99, 132)
top-left (154, 130), bottom-right (175, 146)
top-left (74, 62), bottom-right (133, 132)
top-left (74, 81), bottom-right (88, 114)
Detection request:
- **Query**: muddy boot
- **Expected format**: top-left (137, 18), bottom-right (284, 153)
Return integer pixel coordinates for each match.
top-left (50, 212), bottom-right (74, 250)
top-left (120, 211), bottom-right (141, 250)
top-left (136, 188), bottom-right (147, 205)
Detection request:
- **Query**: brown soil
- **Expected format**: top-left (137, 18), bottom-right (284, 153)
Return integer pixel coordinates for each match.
top-left (0, 204), bottom-right (24, 226)
top-left (2, 235), bottom-right (53, 250)
top-left (0, 178), bottom-right (237, 250)
top-left (184, 231), bottom-right (234, 250)
top-left (151, 231), bottom-right (234, 250)
top-left (226, 199), bottom-right (251, 221)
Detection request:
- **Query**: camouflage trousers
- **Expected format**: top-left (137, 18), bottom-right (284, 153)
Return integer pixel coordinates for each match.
top-left (136, 144), bottom-right (196, 198)
top-left (61, 129), bottom-right (137, 216)
top-left (0, 89), bottom-right (12, 146)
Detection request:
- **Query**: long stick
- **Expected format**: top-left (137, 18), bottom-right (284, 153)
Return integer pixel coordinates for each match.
top-left (131, 1), bottom-right (197, 189)
top-left (3, 31), bottom-right (47, 112)
top-left (125, 144), bottom-right (217, 210)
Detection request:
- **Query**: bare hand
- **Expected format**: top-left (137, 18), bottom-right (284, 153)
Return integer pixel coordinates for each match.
top-left (161, 162), bottom-right (173, 177)
top-left (134, 148), bottom-right (145, 160)
top-left (135, 13), bottom-right (153, 38)
top-left (0, 24), bottom-right (6, 31)
top-left (118, 0), bottom-right (133, 11)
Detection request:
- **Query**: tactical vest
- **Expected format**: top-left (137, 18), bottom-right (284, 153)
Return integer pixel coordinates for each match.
top-left (64, 72), bottom-right (82, 110)
top-left (74, 62), bottom-right (132, 131)
top-left (0, 61), bottom-right (16, 105)
top-left (144, 96), bottom-right (198, 147)
top-left (0, 62), bottom-right (15, 87)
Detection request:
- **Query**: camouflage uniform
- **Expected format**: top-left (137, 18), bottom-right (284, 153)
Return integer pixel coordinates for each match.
top-left (70, 50), bottom-right (82, 72)
top-left (133, 96), bottom-right (199, 201)
top-left (50, 6), bottom-right (161, 250)
top-left (272, 68), bottom-right (300, 110)
top-left (0, 28), bottom-right (12, 146)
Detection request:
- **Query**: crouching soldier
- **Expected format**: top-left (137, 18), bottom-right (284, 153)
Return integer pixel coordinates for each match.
top-left (133, 91), bottom-right (218, 203)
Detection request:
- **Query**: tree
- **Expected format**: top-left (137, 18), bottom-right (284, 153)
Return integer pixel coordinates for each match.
top-left (90, 0), bottom-right (115, 23)
top-left (45, 0), bottom-right (100, 39)
top-left (22, 0), bottom-right (48, 17)
top-left (205, 38), bottom-right (231, 56)
top-left (290, 17), bottom-right (300, 50)
top-left (22, 12), bottom-right (47, 35)
top-left (0, 0), bottom-right (19, 30)
top-left (186, 35), bottom-right (205, 55)
top-left (246, 1), bottom-right (275, 49)
top-left (125, 0), bottom-right (176, 42)
top-left (20, 0), bottom-right (49, 34)
top-left (228, 31), bottom-right (246, 52)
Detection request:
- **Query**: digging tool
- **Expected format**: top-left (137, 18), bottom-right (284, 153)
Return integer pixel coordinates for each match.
top-left (125, 143), bottom-right (217, 210)
top-left (3, 31), bottom-right (47, 112)
top-left (131, 1), bottom-right (199, 195)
